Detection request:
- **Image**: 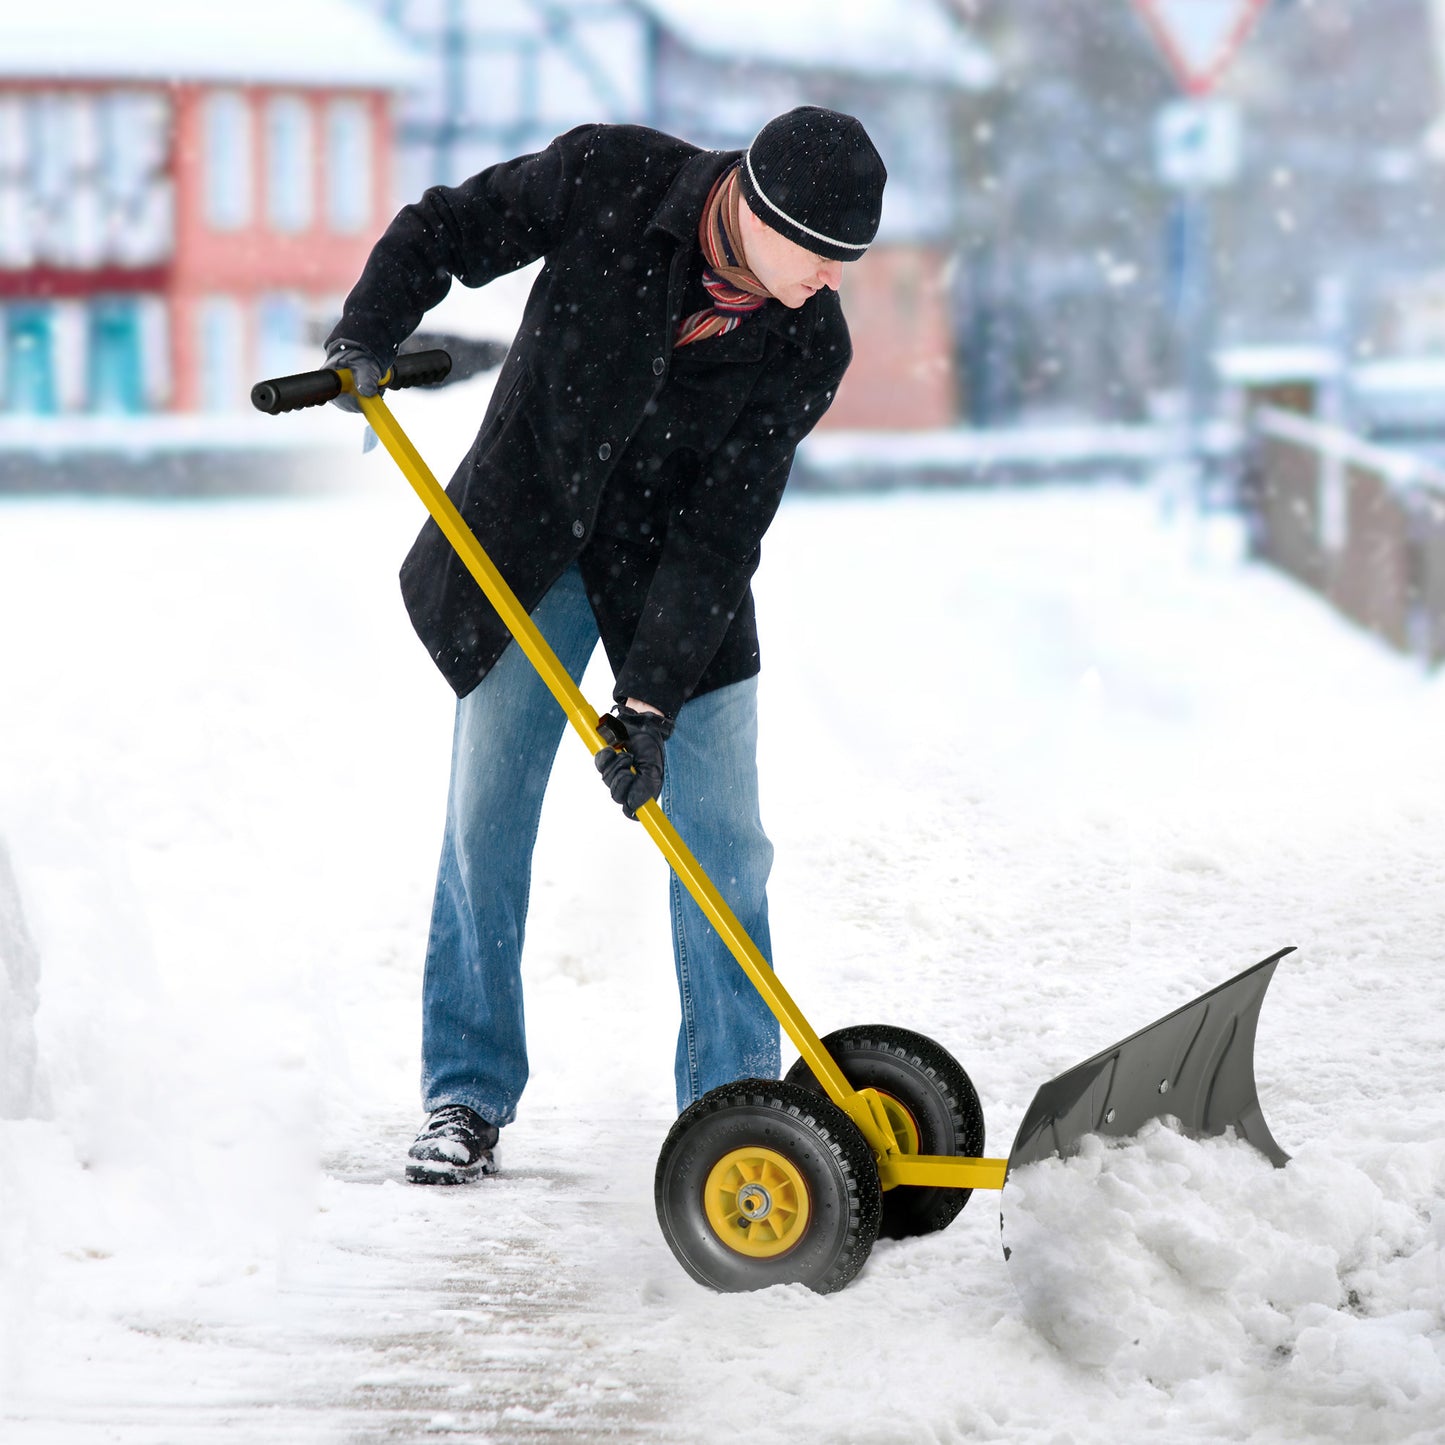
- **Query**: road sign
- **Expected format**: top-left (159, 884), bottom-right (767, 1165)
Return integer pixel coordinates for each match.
top-left (1155, 98), bottom-right (1241, 187)
top-left (1133, 0), bottom-right (1270, 95)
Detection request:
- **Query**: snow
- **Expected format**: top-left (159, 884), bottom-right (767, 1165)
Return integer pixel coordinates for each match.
top-left (802, 425), bottom-right (1179, 468)
top-left (1214, 345), bottom-right (1344, 385)
top-left (634, 0), bottom-right (995, 89)
top-left (1353, 357), bottom-right (1445, 395)
top-left (0, 411), bottom-right (344, 456)
top-left (3, 381), bottom-right (1445, 1441)
top-left (1006, 1124), bottom-right (1445, 1411)
top-left (1349, 359), bottom-right (1445, 441)
top-left (0, 2), bottom-right (426, 88)
top-left (794, 420), bottom-right (1238, 488)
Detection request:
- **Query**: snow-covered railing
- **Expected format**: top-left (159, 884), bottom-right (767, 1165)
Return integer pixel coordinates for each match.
top-left (1248, 405), bottom-right (1445, 665)
top-left (1254, 405), bottom-right (1445, 496)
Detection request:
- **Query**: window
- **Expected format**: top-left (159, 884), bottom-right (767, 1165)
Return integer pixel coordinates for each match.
top-left (0, 98), bottom-right (24, 268)
top-left (256, 292), bottom-right (304, 382)
top-left (325, 99), bottom-right (372, 234)
top-left (266, 95), bottom-right (314, 233)
top-left (203, 91), bottom-right (253, 231)
top-left (31, 94), bottom-right (74, 203)
top-left (199, 296), bottom-right (245, 412)
top-left (137, 296), bottom-right (170, 410)
top-left (4, 304), bottom-right (57, 414)
top-left (0, 90), bottom-right (175, 268)
top-left (88, 299), bottom-right (144, 414)
top-left (101, 91), bottom-right (171, 201)
top-left (0, 177), bottom-right (27, 269)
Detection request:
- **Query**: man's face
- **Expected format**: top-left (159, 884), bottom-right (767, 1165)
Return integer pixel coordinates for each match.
top-left (738, 197), bottom-right (845, 309)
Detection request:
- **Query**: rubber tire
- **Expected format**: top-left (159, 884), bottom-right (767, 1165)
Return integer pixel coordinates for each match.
top-left (784, 1025), bottom-right (985, 1240)
top-left (654, 1078), bottom-right (882, 1294)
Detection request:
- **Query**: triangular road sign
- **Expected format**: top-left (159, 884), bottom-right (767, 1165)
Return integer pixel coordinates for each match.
top-left (1133, 0), bottom-right (1270, 95)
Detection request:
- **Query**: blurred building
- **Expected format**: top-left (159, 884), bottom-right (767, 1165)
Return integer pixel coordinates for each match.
top-left (362, 0), bottom-right (995, 428)
top-left (0, 3), bottom-right (420, 420)
top-left (960, 0), bottom-right (1445, 428)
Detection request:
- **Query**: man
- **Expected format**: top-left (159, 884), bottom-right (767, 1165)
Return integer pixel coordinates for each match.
top-left (326, 106), bottom-right (887, 1183)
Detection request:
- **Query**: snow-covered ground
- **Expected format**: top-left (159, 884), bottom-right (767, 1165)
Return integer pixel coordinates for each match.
top-left (2, 386), bottom-right (1443, 1442)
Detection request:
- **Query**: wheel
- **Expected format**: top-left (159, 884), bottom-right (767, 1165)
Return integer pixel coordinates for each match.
top-left (784, 1025), bottom-right (985, 1240)
top-left (654, 1078), bottom-right (882, 1294)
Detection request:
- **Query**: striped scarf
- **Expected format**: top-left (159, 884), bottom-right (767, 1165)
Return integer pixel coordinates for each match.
top-left (674, 163), bottom-right (771, 348)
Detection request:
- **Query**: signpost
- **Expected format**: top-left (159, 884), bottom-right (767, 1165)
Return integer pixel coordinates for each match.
top-left (1133, 0), bottom-right (1269, 504)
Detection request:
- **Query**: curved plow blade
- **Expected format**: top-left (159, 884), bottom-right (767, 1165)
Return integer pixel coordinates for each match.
top-left (1001, 948), bottom-right (1292, 1257)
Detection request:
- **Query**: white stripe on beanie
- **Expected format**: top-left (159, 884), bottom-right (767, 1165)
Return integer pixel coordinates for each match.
top-left (744, 147), bottom-right (869, 253)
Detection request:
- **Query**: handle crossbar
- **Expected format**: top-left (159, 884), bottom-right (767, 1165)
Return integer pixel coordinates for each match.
top-left (250, 350), bottom-right (453, 415)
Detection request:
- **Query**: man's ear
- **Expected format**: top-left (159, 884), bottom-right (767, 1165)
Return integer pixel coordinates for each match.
top-left (735, 194), bottom-right (761, 266)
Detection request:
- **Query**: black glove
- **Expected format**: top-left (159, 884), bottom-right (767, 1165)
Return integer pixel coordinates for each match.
top-left (594, 706), bottom-right (674, 820)
top-left (325, 338), bottom-right (384, 413)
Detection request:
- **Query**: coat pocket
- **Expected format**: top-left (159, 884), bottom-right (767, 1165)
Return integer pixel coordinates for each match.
top-left (471, 359), bottom-right (535, 461)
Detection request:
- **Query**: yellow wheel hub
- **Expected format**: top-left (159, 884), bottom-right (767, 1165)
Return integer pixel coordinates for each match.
top-left (703, 1146), bottom-right (811, 1258)
top-left (879, 1092), bottom-right (921, 1157)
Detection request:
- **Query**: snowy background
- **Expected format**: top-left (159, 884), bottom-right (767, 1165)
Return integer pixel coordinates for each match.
top-left (2, 359), bottom-right (1444, 1440)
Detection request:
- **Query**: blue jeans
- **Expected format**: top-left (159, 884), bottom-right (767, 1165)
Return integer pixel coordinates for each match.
top-left (420, 565), bottom-right (779, 1124)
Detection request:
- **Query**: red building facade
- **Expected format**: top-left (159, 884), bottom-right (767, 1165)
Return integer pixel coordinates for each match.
top-left (168, 84), bottom-right (393, 411)
top-left (0, 10), bottom-right (415, 416)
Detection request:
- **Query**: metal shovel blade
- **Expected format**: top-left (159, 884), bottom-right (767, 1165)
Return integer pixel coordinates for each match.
top-left (1005, 948), bottom-right (1293, 1192)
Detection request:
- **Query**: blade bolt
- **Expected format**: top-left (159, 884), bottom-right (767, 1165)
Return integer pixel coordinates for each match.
top-left (1158, 1079), bottom-right (1170, 1095)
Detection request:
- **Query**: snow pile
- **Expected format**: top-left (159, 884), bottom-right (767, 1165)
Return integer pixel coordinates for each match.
top-left (1006, 1125), bottom-right (1444, 1420)
top-left (0, 841), bottom-right (46, 1120)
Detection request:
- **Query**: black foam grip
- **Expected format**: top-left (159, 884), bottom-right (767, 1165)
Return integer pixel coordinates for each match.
top-left (250, 369), bottom-right (342, 414)
top-left (390, 350), bottom-right (453, 390)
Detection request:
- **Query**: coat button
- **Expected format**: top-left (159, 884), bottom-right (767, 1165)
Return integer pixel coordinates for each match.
top-left (597, 442), bottom-right (612, 461)
top-left (572, 520), bottom-right (585, 539)
top-left (652, 356), bottom-right (665, 376)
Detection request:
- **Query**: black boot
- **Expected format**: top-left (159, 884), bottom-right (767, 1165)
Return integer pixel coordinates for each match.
top-left (406, 1104), bottom-right (499, 1184)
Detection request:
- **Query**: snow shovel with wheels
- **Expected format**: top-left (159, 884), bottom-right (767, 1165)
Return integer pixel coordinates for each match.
top-left (252, 351), bottom-right (1293, 1295)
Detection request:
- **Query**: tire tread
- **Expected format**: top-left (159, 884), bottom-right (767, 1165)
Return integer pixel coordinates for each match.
top-left (655, 1078), bottom-right (881, 1294)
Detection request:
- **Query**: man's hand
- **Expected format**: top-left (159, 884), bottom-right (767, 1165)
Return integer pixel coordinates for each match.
top-left (594, 704), bottom-right (674, 820)
top-left (325, 339), bottom-right (384, 413)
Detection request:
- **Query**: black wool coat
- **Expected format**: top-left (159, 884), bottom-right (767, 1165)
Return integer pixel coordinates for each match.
top-left (328, 123), bottom-right (852, 720)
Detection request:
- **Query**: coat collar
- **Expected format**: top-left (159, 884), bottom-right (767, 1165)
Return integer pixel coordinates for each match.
top-left (647, 147), bottom-right (736, 243)
top-left (648, 146), bottom-right (819, 355)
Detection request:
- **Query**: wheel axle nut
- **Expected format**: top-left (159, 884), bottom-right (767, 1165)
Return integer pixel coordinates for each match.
top-left (737, 1184), bottom-right (771, 1219)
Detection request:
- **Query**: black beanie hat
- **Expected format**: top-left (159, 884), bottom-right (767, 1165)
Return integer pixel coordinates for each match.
top-left (738, 106), bottom-right (887, 263)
